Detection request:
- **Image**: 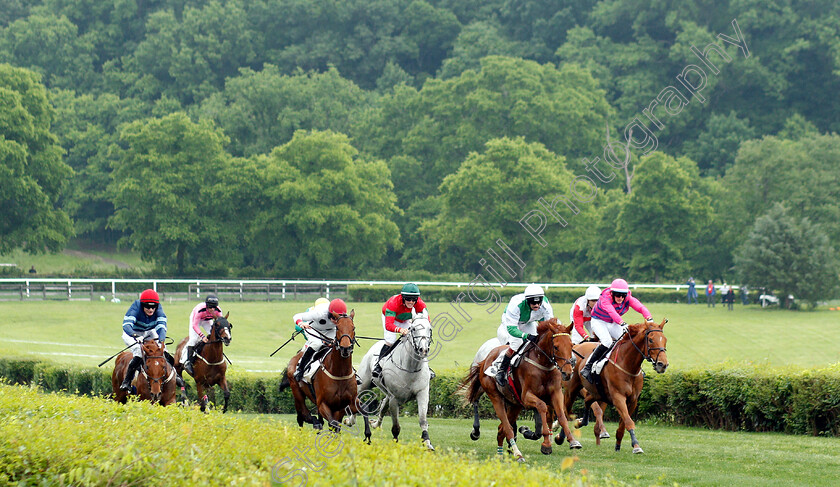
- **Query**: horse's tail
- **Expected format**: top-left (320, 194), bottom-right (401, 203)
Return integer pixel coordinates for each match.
top-left (457, 365), bottom-right (484, 405)
top-left (278, 374), bottom-right (290, 393)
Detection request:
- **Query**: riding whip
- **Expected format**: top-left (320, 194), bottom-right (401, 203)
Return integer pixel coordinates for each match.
top-left (97, 343), bottom-right (134, 367)
top-left (269, 330), bottom-right (301, 357)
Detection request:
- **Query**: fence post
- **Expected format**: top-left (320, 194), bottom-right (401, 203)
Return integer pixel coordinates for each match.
top-left (68, 280), bottom-right (72, 300)
top-left (240, 282), bottom-right (243, 301)
top-left (112, 281), bottom-right (116, 301)
top-left (282, 282), bottom-right (286, 300)
top-left (326, 283), bottom-right (330, 299)
top-left (25, 280), bottom-right (29, 299)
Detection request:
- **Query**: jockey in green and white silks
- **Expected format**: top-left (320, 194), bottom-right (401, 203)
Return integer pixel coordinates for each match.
top-left (494, 284), bottom-right (554, 386)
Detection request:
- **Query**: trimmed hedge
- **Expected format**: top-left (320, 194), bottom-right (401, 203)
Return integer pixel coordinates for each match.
top-left (2, 357), bottom-right (837, 436)
top-left (348, 284), bottom-right (743, 304)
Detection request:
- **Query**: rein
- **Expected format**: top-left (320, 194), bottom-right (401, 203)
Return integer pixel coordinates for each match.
top-left (140, 355), bottom-right (176, 385)
top-left (609, 327), bottom-right (665, 376)
top-left (529, 332), bottom-right (574, 372)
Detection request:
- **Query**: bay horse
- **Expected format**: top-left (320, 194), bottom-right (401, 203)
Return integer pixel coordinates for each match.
top-left (344, 316), bottom-right (435, 450)
top-left (280, 310), bottom-right (371, 439)
top-left (459, 319), bottom-right (580, 461)
top-left (174, 313), bottom-right (233, 412)
top-left (562, 319), bottom-right (668, 453)
top-left (112, 339), bottom-right (177, 406)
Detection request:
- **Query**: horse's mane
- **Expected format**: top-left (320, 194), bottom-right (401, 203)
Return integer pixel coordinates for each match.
top-left (536, 317), bottom-right (560, 335)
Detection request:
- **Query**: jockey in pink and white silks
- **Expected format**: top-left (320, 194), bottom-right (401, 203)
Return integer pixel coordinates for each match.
top-left (580, 279), bottom-right (654, 383)
top-left (292, 299), bottom-right (346, 382)
top-left (494, 284), bottom-right (555, 387)
top-left (182, 294), bottom-right (223, 375)
top-left (569, 285), bottom-right (601, 344)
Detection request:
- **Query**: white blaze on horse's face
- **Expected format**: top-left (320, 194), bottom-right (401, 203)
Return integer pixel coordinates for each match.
top-left (408, 318), bottom-right (432, 359)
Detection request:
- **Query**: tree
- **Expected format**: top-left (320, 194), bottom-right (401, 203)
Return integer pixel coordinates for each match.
top-left (246, 130), bottom-right (401, 276)
top-left (735, 204), bottom-right (839, 308)
top-left (418, 137), bottom-right (586, 278)
top-left (683, 110), bottom-right (755, 176)
top-left (109, 113), bottom-right (233, 274)
top-left (610, 152), bottom-right (714, 282)
top-left (0, 64), bottom-right (74, 254)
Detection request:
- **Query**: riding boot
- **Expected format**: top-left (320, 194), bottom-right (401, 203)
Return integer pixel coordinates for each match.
top-left (372, 342), bottom-right (394, 379)
top-left (120, 357), bottom-right (143, 391)
top-left (495, 350), bottom-right (513, 387)
top-left (184, 346), bottom-right (195, 375)
top-left (295, 347), bottom-right (317, 382)
top-left (581, 344), bottom-right (609, 383)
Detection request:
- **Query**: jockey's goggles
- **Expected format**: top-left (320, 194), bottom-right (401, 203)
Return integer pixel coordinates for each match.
top-left (142, 302), bottom-right (158, 310)
top-left (526, 297), bottom-right (543, 306)
top-left (611, 291), bottom-right (627, 299)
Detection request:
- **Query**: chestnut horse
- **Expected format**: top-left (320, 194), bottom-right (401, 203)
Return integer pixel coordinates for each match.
top-left (175, 313), bottom-right (233, 412)
top-left (460, 319), bottom-right (580, 461)
top-left (562, 319), bottom-right (669, 453)
top-left (281, 310), bottom-right (371, 438)
top-left (112, 340), bottom-right (177, 405)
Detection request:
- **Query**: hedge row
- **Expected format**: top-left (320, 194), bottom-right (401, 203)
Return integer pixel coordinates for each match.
top-left (348, 284), bottom-right (753, 304)
top-left (0, 383), bottom-right (609, 487)
top-left (2, 357), bottom-right (837, 436)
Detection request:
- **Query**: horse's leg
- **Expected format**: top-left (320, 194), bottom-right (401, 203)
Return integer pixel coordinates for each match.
top-left (549, 387), bottom-right (582, 450)
top-left (593, 401), bottom-right (609, 444)
top-left (518, 411), bottom-right (542, 441)
top-left (220, 377), bottom-right (230, 414)
top-left (289, 380), bottom-right (313, 427)
top-left (626, 393), bottom-right (643, 453)
top-left (317, 401), bottom-right (338, 433)
top-left (416, 385), bottom-right (434, 451)
top-left (521, 392), bottom-right (552, 454)
top-left (388, 396), bottom-right (400, 441)
top-left (195, 382), bottom-right (207, 413)
top-left (486, 388), bottom-right (524, 461)
top-left (610, 394), bottom-right (636, 452)
top-left (470, 402), bottom-right (481, 441)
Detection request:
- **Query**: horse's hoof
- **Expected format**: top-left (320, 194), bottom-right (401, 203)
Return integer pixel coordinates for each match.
top-left (555, 434), bottom-right (564, 445)
top-left (615, 444), bottom-right (621, 451)
top-left (633, 446), bottom-right (644, 454)
top-left (569, 440), bottom-right (582, 449)
top-left (599, 431), bottom-right (611, 439)
top-left (540, 445), bottom-right (552, 455)
top-left (515, 456), bottom-right (526, 463)
top-left (424, 440), bottom-right (436, 451)
top-left (470, 431), bottom-right (480, 441)
top-left (364, 437), bottom-right (371, 445)
top-left (574, 418), bottom-right (584, 429)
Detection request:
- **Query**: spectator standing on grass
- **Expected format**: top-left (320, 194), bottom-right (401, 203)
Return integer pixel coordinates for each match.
top-left (686, 277), bottom-right (698, 304)
top-left (29, 265), bottom-right (36, 274)
top-left (706, 280), bottom-right (716, 307)
top-left (720, 282), bottom-right (730, 307)
top-left (740, 285), bottom-right (749, 305)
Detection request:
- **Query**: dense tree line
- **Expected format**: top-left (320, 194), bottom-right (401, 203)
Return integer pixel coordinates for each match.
top-left (1, 0), bottom-right (839, 304)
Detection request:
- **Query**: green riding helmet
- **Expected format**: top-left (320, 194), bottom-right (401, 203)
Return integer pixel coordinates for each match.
top-left (401, 282), bottom-right (420, 299)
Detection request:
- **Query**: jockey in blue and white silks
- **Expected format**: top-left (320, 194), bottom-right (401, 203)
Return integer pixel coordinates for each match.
top-left (119, 289), bottom-right (168, 391)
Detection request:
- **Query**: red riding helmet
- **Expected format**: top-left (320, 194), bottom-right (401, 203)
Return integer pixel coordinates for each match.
top-left (329, 299), bottom-right (347, 316)
top-left (139, 289), bottom-right (160, 304)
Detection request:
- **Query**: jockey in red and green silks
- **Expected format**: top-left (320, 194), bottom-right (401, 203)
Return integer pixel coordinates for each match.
top-left (372, 283), bottom-right (428, 378)
top-left (494, 284), bottom-right (554, 386)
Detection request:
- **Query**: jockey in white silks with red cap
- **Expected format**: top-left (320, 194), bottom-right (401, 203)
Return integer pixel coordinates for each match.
top-left (292, 298), bottom-right (347, 382)
top-left (581, 278), bottom-right (654, 383)
top-left (569, 285), bottom-right (601, 344)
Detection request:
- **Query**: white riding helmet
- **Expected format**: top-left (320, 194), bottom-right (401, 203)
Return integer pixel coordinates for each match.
top-left (584, 285), bottom-right (601, 300)
top-left (524, 284), bottom-right (545, 298)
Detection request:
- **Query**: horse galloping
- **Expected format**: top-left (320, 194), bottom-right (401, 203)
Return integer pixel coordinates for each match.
top-left (112, 339), bottom-right (177, 405)
top-left (280, 310), bottom-right (371, 439)
top-left (459, 319), bottom-right (580, 461)
top-left (345, 316), bottom-right (435, 450)
top-left (563, 319), bottom-right (669, 453)
top-left (175, 313), bottom-right (233, 412)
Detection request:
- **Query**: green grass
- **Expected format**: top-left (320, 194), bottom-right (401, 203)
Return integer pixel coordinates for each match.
top-left (0, 244), bottom-right (151, 275)
top-left (264, 413), bottom-right (840, 487)
top-left (1, 301), bottom-right (838, 373)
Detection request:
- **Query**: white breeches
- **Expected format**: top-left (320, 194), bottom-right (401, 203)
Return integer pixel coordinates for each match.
top-left (122, 330), bottom-right (159, 358)
top-left (589, 317), bottom-right (625, 348)
top-left (382, 315), bottom-right (407, 345)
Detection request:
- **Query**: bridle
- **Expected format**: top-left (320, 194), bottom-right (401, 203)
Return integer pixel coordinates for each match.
top-left (140, 353), bottom-right (175, 393)
top-left (407, 320), bottom-right (433, 358)
top-left (527, 331), bottom-right (575, 374)
top-left (207, 317), bottom-right (232, 345)
top-left (625, 326), bottom-right (667, 366)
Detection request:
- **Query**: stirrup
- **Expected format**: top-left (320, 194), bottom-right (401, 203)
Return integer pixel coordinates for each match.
top-left (371, 363), bottom-right (382, 379)
top-left (184, 360), bottom-right (194, 375)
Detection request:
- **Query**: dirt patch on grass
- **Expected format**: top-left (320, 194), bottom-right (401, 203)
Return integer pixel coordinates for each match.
top-left (62, 249), bottom-right (132, 269)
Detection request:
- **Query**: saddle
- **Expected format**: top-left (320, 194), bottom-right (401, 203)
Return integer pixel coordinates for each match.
top-left (299, 347), bottom-right (331, 383)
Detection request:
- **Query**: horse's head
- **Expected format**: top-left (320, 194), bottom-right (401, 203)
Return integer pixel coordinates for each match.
top-left (331, 310), bottom-right (355, 358)
top-left (211, 312), bottom-right (233, 346)
top-left (407, 317), bottom-right (433, 360)
top-left (141, 340), bottom-right (168, 401)
top-left (537, 318), bottom-right (575, 380)
top-left (628, 319), bottom-right (669, 373)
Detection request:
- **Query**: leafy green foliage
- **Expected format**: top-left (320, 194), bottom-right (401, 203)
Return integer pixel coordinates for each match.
top-left (0, 64), bottom-right (74, 254)
top-left (734, 203), bottom-right (840, 307)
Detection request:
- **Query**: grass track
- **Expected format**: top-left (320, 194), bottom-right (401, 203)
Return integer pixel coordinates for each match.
top-left (2, 301), bottom-right (838, 372)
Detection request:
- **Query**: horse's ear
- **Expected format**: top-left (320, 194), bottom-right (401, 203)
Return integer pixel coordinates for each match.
top-left (560, 322), bottom-right (573, 334)
top-left (660, 318), bottom-right (667, 328)
top-left (350, 309), bottom-right (355, 319)
top-left (224, 311), bottom-right (229, 319)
